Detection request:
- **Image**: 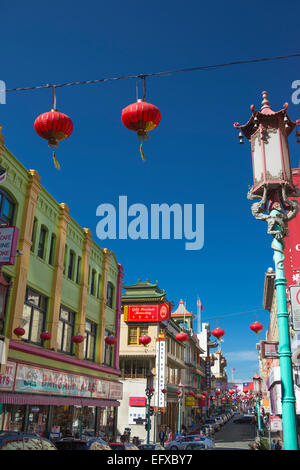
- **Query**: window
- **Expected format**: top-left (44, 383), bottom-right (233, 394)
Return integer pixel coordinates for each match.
top-left (84, 320), bottom-right (97, 361)
top-left (128, 325), bottom-right (148, 345)
top-left (90, 269), bottom-right (96, 295)
top-left (106, 282), bottom-right (114, 308)
top-left (120, 359), bottom-right (148, 378)
top-left (31, 217), bottom-right (38, 252)
top-left (0, 189), bottom-right (15, 226)
top-left (37, 226), bottom-right (47, 259)
top-left (57, 306), bottom-right (75, 354)
top-left (76, 257), bottom-right (81, 284)
top-left (22, 288), bottom-right (47, 345)
top-left (97, 275), bottom-right (101, 298)
top-left (68, 250), bottom-right (75, 280)
top-left (104, 329), bottom-right (114, 367)
top-left (48, 234), bottom-right (56, 265)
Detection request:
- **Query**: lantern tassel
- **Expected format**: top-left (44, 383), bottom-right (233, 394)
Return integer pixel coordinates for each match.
top-left (140, 143), bottom-right (146, 162)
top-left (52, 151), bottom-right (61, 170)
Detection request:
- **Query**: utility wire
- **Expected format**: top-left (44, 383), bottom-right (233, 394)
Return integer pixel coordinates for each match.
top-left (203, 308), bottom-right (265, 321)
top-left (4, 52), bottom-right (300, 93)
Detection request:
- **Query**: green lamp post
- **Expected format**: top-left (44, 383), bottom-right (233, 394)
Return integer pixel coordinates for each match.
top-left (145, 370), bottom-right (155, 445)
top-left (253, 373), bottom-right (262, 436)
top-left (176, 382), bottom-right (184, 436)
top-left (235, 91), bottom-right (300, 450)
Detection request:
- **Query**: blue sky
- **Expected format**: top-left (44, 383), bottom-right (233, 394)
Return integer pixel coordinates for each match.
top-left (1, 0), bottom-right (300, 382)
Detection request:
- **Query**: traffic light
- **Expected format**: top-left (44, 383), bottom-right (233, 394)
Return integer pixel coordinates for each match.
top-left (150, 407), bottom-right (154, 416)
top-left (145, 421), bottom-right (151, 431)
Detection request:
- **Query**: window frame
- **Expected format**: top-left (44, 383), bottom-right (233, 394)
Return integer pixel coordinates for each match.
top-left (57, 305), bottom-right (75, 355)
top-left (106, 282), bottom-right (114, 309)
top-left (84, 320), bottom-right (97, 361)
top-left (22, 287), bottom-right (48, 345)
top-left (0, 188), bottom-right (16, 226)
top-left (128, 325), bottom-right (149, 346)
top-left (37, 225), bottom-right (48, 260)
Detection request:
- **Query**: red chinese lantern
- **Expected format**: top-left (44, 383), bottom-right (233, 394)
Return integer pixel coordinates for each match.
top-left (212, 327), bottom-right (225, 340)
top-left (121, 99), bottom-right (161, 161)
top-left (40, 331), bottom-right (51, 341)
top-left (14, 327), bottom-right (25, 337)
top-left (105, 336), bottom-right (117, 345)
top-left (212, 397), bottom-right (216, 401)
top-left (139, 335), bottom-right (151, 346)
top-left (215, 390), bottom-right (221, 396)
top-left (250, 321), bottom-right (263, 335)
top-left (72, 334), bottom-right (84, 344)
top-left (34, 108), bottom-right (73, 170)
top-left (176, 332), bottom-right (189, 342)
top-left (221, 397), bottom-right (226, 402)
top-left (176, 390), bottom-right (182, 396)
top-left (229, 390), bottom-right (235, 395)
top-left (161, 389), bottom-right (167, 394)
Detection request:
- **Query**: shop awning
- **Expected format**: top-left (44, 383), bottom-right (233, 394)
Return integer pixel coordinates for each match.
top-left (0, 393), bottom-right (120, 408)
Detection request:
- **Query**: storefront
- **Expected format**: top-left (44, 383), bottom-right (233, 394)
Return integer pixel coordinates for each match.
top-left (0, 360), bottom-right (122, 441)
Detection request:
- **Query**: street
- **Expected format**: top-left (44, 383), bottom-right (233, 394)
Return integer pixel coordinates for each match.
top-left (214, 414), bottom-right (256, 450)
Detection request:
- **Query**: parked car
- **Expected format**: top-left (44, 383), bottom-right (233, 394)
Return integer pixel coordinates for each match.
top-left (233, 415), bottom-right (254, 424)
top-left (202, 424), bottom-right (214, 436)
top-left (183, 442), bottom-right (206, 450)
top-left (55, 436), bottom-right (111, 450)
top-left (138, 443), bottom-right (165, 450)
top-left (205, 419), bottom-right (220, 431)
top-left (0, 432), bottom-right (57, 450)
top-left (165, 434), bottom-right (214, 450)
top-left (109, 442), bottom-right (139, 450)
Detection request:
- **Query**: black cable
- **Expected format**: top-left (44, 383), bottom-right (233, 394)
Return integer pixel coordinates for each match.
top-left (4, 52), bottom-right (300, 93)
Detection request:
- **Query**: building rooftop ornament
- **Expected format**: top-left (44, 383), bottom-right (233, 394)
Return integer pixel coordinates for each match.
top-left (171, 299), bottom-right (194, 319)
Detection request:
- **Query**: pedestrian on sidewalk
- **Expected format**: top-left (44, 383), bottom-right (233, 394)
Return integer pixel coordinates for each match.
top-left (159, 428), bottom-right (165, 447)
top-left (271, 439), bottom-right (276, 450)
top-left (275, 440), bottom-right (282, 450)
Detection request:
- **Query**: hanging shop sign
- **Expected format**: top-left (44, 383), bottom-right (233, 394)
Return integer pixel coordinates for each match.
top-left (205, 357), bottom-right (211, 391)
top-left (154, 335), bottom-right (166, 409)
top-left (290, 285), bottom-right (300, 331)
top-left (124, 303), bottom-right (170, 323)
top-left (0, 226), bottom-right (19, 266)
top-left (13, 363), bottom-right (122, 400)
top-left (270, 416), bottom-right (282, 432)
top-left (0, 361), bottom-right (16, 391)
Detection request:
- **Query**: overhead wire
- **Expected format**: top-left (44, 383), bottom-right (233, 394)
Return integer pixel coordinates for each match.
top-left (3, 52), bottom-right (300, 93)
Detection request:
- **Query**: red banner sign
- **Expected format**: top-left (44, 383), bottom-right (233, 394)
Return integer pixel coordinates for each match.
top-left (124, 303), bottom-right (170, 322)
top-left (129, 397), bottom-right (146, 407)
top-left (284, 170), bottom-right (300, 289)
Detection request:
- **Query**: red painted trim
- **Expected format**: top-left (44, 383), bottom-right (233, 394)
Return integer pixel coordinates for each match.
top-left (9, 340), bottom-right (121, 377)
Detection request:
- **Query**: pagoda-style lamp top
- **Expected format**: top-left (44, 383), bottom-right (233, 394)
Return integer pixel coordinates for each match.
top-left (146, 370), bottom-right (154, 390)
top-left (234, 91), bottom-right (299, 197)
top-left (252, 371), bottom-right (262, 394)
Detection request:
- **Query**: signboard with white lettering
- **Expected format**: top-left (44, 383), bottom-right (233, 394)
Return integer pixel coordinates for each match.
top-left (0, 226), bottom-right (19, 265)
top-left (14, 363), bottom-right (122, 400)
top-left (0, 361), bottom-right (16, 391)
top-left (290, 285), bottom-right (300, 331)
top-left (270, 416), bottom-right (282, 432)
top-left (154, 336), bottom-right (166, 408)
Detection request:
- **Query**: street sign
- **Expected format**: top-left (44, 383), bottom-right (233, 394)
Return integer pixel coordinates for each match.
top-left (289, 285), bottom-right (300, 331)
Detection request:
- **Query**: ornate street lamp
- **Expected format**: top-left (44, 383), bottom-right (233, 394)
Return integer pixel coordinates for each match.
top-left (145, 370), bottom-right (155, 444)
top-left (235, 91), bottom-right (300, 450)
top-left (176, 382), bottom-right (184, 436)
top-left (253, 372), bottom-right (262, 436)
